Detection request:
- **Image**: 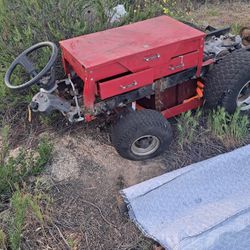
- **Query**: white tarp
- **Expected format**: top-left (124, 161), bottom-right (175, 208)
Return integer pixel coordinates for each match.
top-left (122, 145), bottom-right (250, 250)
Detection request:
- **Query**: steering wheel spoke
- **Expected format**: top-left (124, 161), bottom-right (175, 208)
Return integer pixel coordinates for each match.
top-left (4, 41), bottom-right (58, 90)
top-left (18, 55), bottom-right (38, 77)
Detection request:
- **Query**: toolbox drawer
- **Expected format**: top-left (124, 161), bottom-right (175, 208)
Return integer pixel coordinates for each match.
top-left (167, 50), bottom-right (200, 74)
top-left (99, 68), bottom-right (153, 99)
top-left (118, 39), bottom-right (201, 72)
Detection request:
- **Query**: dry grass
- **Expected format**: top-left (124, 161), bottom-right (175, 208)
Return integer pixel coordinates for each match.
top-left (189, 1), bottom-right (250, 32)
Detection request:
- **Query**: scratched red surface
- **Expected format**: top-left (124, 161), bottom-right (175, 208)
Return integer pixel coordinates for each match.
top-left (60, 15), bottom-right (205, 69)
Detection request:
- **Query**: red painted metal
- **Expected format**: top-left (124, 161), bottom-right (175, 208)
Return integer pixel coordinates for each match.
top-left (99, 68), bottom-right (154, 99)
top-left (202, 58), bottom-right (215, 67)
top-left (59, 15), bottom-right (206, 120)
top-left (136, 96), bottom-right (203, 118)
top-left (161, 98), bottom-right (204, 119)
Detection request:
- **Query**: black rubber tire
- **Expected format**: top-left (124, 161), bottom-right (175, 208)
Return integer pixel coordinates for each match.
top-left (204, 49), bottom-right (250, 113)
top-left (111, 109), bottom-right (173, 161)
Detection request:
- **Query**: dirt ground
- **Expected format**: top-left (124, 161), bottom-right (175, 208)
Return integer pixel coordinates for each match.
top-left (6, 2), bottom-right (250, 250)
top-left (17, 116), bottom-right (232, 250)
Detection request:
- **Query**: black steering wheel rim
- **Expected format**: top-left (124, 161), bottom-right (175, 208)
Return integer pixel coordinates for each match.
top-left (4, 41), bottom-right (58, 90)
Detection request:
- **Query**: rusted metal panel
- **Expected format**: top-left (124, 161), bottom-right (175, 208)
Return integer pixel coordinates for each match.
top-left (162, 98), bottom-right (204, 118)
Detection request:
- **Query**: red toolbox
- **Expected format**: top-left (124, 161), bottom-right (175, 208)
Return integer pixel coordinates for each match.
top-left (60, 15), bottom-right (205, 102)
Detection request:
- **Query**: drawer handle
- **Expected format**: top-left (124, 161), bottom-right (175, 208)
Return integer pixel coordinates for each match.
top-left (169, 63), bottom-right (184, 71)
top-left (169, 55), bottom-right (184, 71)
top-left (120, 81), bottom-right (138, 90)
top-left (144, 53), bottom-right (160, 62)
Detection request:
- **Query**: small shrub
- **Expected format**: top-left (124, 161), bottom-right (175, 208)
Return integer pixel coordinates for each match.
top-left (177, 109), bottom-right (202, 148)
top-left (231, 23), bottom-right (242, 35)
top-left (9, 191), bottom-right (30, 250)
top-left (9, 190), bottom-right (45, 250)
top-left (207, 108), bottom-right (249, 148)
top-left (67, 237), bottom-right (75, 249)
top-left (0, 137), bottom-right (53, 197)
top-left (32, 137), bottom-right (53, 175)
top-left (0, 229), bottom-right (6, 249)
top-left (0, 125), bottom-right (10, 163)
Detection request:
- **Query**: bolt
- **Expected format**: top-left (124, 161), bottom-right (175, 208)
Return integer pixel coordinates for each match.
top-left (30, 101), bottom-right (39, 110)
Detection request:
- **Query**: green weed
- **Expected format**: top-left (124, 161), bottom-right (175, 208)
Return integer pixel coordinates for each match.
top-left (0, 137), bottom-right (53, 197)
top-left (0, 229), bottom-right (6, 249)
top-left (0, 125), bottom-right (10, 163)
top-left (67, 237), bottom-right (75, 249)
top-left (33, 137), bottom-right (53, 175)
top-left (8, 189), bottom-right (45, 250)
top-left (207, 108), bottom-right (249, 148)
top-left (177, 109), bottom-right (202, 148)
top-left (9, 191), bottom-right (30, 250)
top-left (231, 23), bottom-right (242, 35)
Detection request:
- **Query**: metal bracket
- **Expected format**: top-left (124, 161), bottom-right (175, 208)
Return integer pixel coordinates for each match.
top-left (67, 74), bottom-right (84, 121)
top-left (30, 75), bottom-right (85, 123)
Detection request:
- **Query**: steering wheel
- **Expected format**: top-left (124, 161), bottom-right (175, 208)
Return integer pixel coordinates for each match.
top-left (4, 41), bottom-right (58, 90)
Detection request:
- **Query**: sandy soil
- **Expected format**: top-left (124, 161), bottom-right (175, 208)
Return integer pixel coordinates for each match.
top-left (21, 119), bottom-right (229, 250)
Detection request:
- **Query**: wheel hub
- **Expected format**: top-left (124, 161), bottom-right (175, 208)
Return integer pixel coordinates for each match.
top-left (237, 81), bottom-right (250, 111)
top-left (131, 135), bottom-right (160, 156)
